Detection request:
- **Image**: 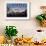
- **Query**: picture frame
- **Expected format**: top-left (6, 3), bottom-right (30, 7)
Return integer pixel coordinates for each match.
top-left (4, 1), bottom-right (29, 20)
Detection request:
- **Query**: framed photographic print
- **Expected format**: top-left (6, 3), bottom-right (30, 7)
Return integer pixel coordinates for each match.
top-left (5, 1), bottom-right (29, 20)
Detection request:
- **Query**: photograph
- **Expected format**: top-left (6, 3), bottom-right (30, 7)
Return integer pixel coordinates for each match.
top-left (6, 2), bottom-right (29, 19)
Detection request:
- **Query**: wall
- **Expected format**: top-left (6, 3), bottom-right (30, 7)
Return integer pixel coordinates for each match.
top-left (0, 0), bottom-right (46, 41)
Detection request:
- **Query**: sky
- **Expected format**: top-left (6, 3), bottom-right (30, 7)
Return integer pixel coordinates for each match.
top-left (7, 3), bottom-right (27, 11)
